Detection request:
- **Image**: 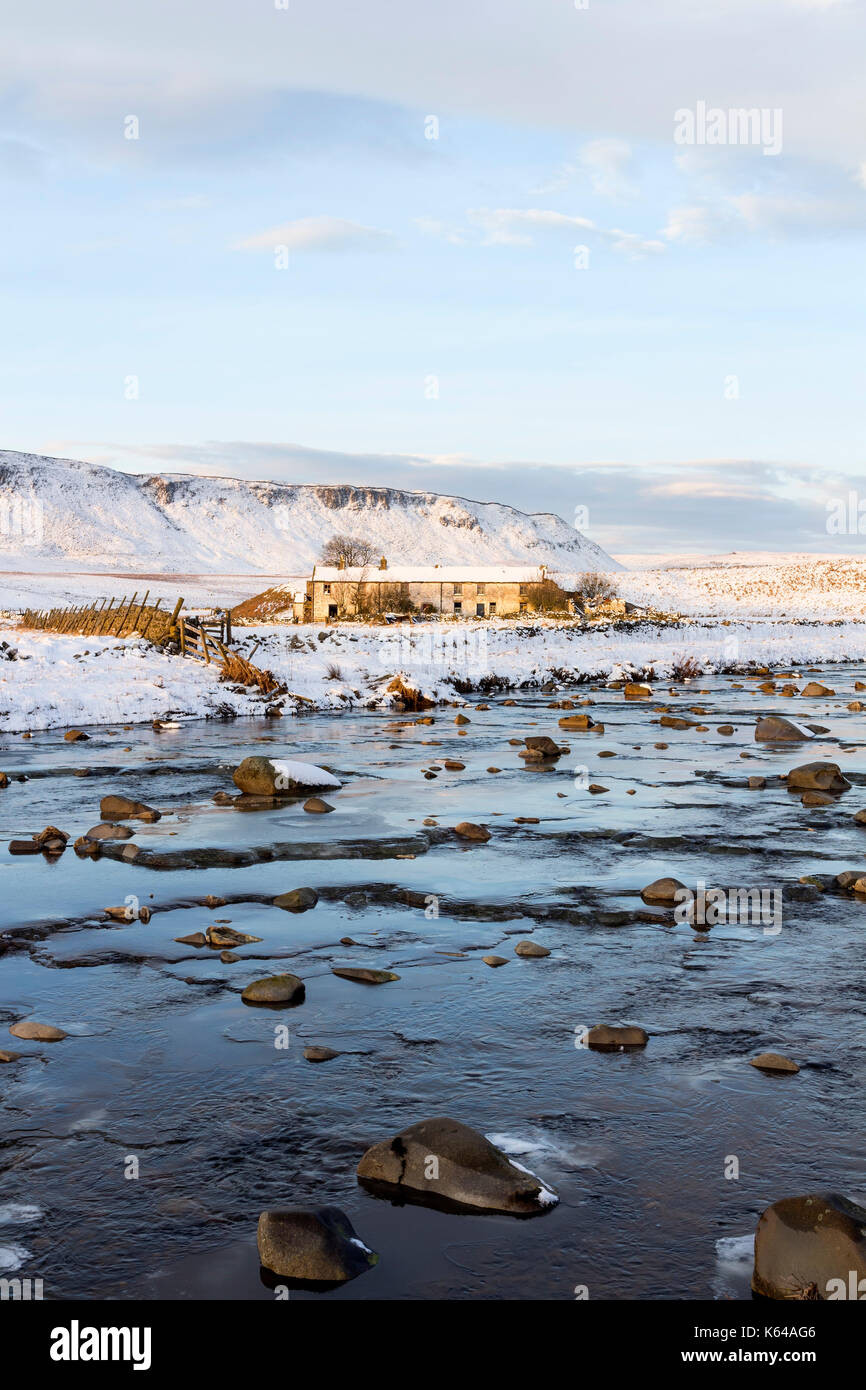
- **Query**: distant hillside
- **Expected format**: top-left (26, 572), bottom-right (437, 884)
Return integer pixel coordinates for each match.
top-left (0, 450), bottom-right (620, 575)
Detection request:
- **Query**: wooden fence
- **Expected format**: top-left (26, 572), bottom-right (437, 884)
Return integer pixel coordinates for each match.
top-left (19, 594), bottom-right (284, 696)
top-left (20, 593), bottom-right (182, 643)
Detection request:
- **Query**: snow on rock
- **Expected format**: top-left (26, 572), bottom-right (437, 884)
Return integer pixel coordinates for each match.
top-left (270, 760), bottom-right (341, 789)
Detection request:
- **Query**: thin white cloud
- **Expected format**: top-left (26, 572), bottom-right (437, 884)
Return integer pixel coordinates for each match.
top-left (467, 207), bottom-right (664, 257)
top-left (579, 138), bottom-right (637, 201)
top-left (233, 215), bottom-right (393, 253)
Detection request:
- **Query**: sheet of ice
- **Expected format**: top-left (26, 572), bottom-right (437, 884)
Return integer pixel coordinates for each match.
top-left (0, 1203), bottom-right (41, 1225)
top-left (0, 1243), bottom-right (30, 1272)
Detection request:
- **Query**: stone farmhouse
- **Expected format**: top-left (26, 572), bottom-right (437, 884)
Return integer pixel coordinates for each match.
top-left (307, 560), bottom-right (575, 622)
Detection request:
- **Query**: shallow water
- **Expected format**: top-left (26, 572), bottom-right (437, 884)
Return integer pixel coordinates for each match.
top-left (1, 667), bottom-right (865, 1300)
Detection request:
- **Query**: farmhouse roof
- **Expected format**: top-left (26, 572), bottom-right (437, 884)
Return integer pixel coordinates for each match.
top-left (312, 564), bottom-right (556, 584)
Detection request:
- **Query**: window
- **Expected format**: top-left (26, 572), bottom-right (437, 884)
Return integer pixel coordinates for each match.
top-left (475, 602), bottom-right (485, 617)
top-left (453, 583), bottom-right (462, 596)
top-left (519, 584), bottom-right (527, 596)
top-left (323, 584), bottom-right (331, 595)
top-left (488, 602), bottom-right (496, 615)
top-left (477, 583), bottom-right (486, 595)
top-left (453, 601), bottom-right (462, 614)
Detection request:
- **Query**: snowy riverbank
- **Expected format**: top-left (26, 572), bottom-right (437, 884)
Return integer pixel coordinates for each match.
top-left (4, 617), bottom-right (866, 732)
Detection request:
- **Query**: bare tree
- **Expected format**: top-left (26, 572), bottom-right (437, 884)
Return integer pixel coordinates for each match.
top-left (320, 534), bottom-right (378, 568)
top-left (576, 571), bottom-right (619, 604)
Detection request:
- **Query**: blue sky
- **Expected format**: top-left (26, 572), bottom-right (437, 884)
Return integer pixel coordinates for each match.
top-left (2, 0), bottom-right (866, 554)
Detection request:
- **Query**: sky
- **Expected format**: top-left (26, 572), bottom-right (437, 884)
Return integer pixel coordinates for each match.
top-left (1, 0), bottom-right (865, 555)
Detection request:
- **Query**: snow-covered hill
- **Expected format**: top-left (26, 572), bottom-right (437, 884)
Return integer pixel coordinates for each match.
top-left (0, 450), bottom-right (618, 575)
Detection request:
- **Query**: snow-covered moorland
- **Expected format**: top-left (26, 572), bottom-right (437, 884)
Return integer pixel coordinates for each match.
top-left (3, 616), bottom-right (866, 733)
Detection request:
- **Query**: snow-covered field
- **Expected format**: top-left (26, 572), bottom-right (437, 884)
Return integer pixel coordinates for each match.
top-left (3, 616), bottom-right (866, 733)
top-left (0, 570), bottom-right (302, 616)
top-left (617, 554), bottom-right (866, 619)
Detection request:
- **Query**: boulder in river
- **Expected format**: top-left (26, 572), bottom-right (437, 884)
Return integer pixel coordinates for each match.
top-left (257, 1207), bottom-right (377, 1284)
top-left (8, 839), bottom-right (42, 855)
top-left (640, 876), bottom-right (686, 906)
top-left (64, 729), bottom-right (89, 742)
top-left (523, 735), bottom-right (562, 759)
top-left (303, 797), bottom-right (334, 813)
top-left (9, 1020), bottom-right (68, 1041)
top-left (454, 822), bottom-right (490, 842)
top-left (84, 823), bottom-right (134, 841)
top-left (241, 974), bottom-right (305, 1006)
top-left (100, 795), bottom-right (161, 821)
top-left (752, 1193), bottom-right (866, 1300)
top-left (232, 756), bottom-right (341, 797)
top-left (786, 761), bottom-right (851, 795)
top-left (585, 1024), bottom-right (648, 1050)
top-left (273, 887), bottom-right (319, 913)
top-left (754, 715), bottom-right (812, 743)
top-left (332, 967), bottom-right (399, 984)
top-left (749, 1052), bottom-right (800, 1074)
top-left (800, 681), bottom-right (834, 697)
top-left (515, 940), bottom-right (550, 958)
top-left (205, 925), bottom-right (262, 947)
top-left (356, 1116), bottom-right (558, 1215)
top-left (558, 713), bottom-right (596, 731)
top-left (303, 1045), bottom-right (341, 1062)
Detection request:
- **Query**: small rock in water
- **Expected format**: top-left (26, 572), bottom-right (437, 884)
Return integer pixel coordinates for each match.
top-left (303, 1045), bottom-right (341, 1062)
top-left (331, 967), bottom-right (399, 984)
top-left (8, 839), bottom-right (42, 856)
top-left (205, 925), bottom-right (262, 947)
top-left (786, 761), bottom-right (850, 794)
top-left (9, 1020), bottom-right (68, 1041)
top-left (273, 887), bottom-right (319, 913)
top-left (303, 797), bottom-right (334, 813)
top-left (523, 735), bottom-right (561, 759)
top-left (748, 776), bottom-right (766, 789)
top-left (242, 974), bottom-right (305, 1006)
top-left (641, 877), bottom-right (686, 906)
top-left (100, 795), bottom-right (161, 821)
top-left (0, 1049), bottom-right (23, 1062)
top-left (220, 951), bottom-right (240, 963)
top-left (257, 1207), bottom-right (377, 1283)
top-left (232, 756), bottom-right (340, 797)
top-left (454, 822), bottom-right (490, 842)
top-left (483, 955), bottom-right (508, 967)
top-left (515, 940), bottom-right (550, 958)
top-left (357, 1116), bottom-right (558, 1215)
top-left (752, 1193), bottom-right (866, 1300)
top-left (586, 1024), bottom-right (648, 1050)
top-left (749, 1052), bottom-right (800, 1074)
top-left (64, 729), bottom-right (89, 742)
top-left (84, 823), bottom-right (134, 841)
top-left (754, 715), bottom-right (812, 743)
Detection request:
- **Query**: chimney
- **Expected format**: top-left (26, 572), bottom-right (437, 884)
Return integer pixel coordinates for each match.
top-left (337, 557), bottom-right (346, 570)
top-left (378, 555), bottom-right (388, 570)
